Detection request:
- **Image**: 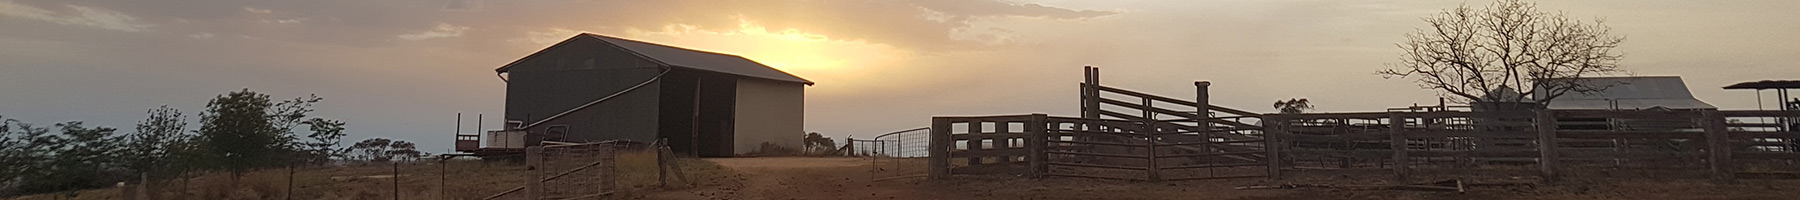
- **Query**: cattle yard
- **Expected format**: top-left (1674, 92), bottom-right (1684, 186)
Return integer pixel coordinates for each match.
top-left (830, 67), bottom-right (1800, 188)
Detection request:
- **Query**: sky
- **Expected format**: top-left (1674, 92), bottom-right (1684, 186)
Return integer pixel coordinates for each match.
top-left (2, 0), bottom-right (1797, 153)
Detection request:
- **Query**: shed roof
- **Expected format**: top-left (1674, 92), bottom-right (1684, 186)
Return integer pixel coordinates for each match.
top-left (1723, 80), bottom-right (1800, 90)
top-left (1535, 76), bottom-right (1716, 110)
top-left (497, 33), bottom-right (813, 85)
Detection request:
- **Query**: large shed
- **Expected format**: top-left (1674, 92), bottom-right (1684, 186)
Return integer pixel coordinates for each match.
top-left (494, 33), bottom-right (811, 157)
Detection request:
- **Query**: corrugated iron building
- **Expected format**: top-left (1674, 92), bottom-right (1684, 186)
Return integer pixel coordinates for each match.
top-left (495, 33), bottom-right (811, 157)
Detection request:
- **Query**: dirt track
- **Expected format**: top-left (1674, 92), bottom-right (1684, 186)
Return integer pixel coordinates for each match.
top-left (642, 157), bottom-right (1800, 200)
top-left (645, 157), bottom-right (923, 199)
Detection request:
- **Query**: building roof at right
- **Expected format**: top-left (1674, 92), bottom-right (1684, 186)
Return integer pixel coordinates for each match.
top-left (1534, 76), bottom-right (1717, 110)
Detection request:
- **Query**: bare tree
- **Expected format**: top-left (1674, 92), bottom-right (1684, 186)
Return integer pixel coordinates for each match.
top-left (1379, 0), bottom-right (1625, 104)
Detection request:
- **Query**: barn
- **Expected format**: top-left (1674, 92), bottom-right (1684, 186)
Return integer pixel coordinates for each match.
top-left (492, 33), bottom-right (811, 157)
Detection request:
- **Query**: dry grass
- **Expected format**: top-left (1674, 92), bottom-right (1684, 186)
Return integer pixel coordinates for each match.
top-left (8, 149), bottom-right (733, 200)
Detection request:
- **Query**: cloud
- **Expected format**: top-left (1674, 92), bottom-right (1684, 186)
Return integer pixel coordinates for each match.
top-left (397, 23), bottom-right (469, 40)
top-left (0, 0), bottom-right (1113, 51)
top-left (0, 1), bottom-right (150, 32)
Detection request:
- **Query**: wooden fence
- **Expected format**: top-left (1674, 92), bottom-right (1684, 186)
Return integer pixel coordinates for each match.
top-left (1266, 109), bottom-right (1800, 182)
top-left (927, 114), bottom-right (1275, 181)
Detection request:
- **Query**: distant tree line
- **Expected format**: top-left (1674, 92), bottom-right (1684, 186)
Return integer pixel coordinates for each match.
top-left (0, 89), bottom-right (421, 197)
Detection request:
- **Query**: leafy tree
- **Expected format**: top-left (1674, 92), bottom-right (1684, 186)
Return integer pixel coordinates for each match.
top-left (194, 89), bottom-right (345, 176)
top-left (122, 106), bottom-right (191, 180)
top-left (1378, 0), bottom-right (1625, 104)
top-left (387, 140), bottom-right (423, 162)
top-left (196, 89), bottom-right (288, 177)
top-left (0, 117), bottom-right (52, 193)
top-left (803, 132), bottom-right (835, 149)
top-left (349, 138), bottom-right (394, 162)
top-left (347, 138), bottom-right (422, 162)
top-left (298, 118), bottom-right (347, 164)
top-left (1272, 98), bottom-right (1314, 114)
top-left (23, 122), bottom-right (127, 195)
top-left (1, 119), bottom-right (59, 195)
top-left (801, 132), bottom-right (837, 155)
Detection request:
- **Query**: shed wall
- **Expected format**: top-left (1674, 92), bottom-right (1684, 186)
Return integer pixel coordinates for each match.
top-left (732, 77), bottom-right (805, 154)
top-left (502, 36), bottom-right (664, 143)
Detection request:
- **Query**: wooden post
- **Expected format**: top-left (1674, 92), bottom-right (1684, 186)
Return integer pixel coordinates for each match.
top-left (439, 157), bottom-right (446, 200)
top-left (928, 117), bottom-right (952, 179)
top-left (604, 146), bottom-right (618, 193)
top-left (1703, 110), bottom-right (1734, 182)
top-left (1142, 97), bottom-right (1163, 181)
top-left (1083, 66), bottom-right (1100, 120)
top-left (1534, 109), bottom-right (1559, 182)
top-left (1263, 115), bottom-right (1283, 179)
top-left (1027, 114), bottom-right (1049, 178)
top-left (391, 162), bottom-right (399, 200)
top-left (1195, 81), bottom-right (1213, 160)
top-left (525, 146), bottom-right (543, 199)
top-left (658, 139), bottom-right (669, 187)
top-left (967, 120), bottom-right (983, 166)
top-left (1388, 112), bottom-right (1409, 182)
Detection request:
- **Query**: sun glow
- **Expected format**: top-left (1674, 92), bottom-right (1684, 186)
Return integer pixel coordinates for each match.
top-left (620, 20), bottom-right (907, 85)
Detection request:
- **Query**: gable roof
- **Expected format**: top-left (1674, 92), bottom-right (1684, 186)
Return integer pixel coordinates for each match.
top-left (497, 33), bottom-right (813, 85)
top-left (1724, 80), bottom-right (1800, 90)
top-left (1533, 76), bottom-right (1716, 110)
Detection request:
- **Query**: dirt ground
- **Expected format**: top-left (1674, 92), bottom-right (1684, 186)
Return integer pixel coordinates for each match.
top-left (640, 157), bottom-right (1800, 200)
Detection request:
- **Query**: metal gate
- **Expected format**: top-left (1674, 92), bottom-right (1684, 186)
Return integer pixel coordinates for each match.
top-left (849, 127), bottom-right (931, 181)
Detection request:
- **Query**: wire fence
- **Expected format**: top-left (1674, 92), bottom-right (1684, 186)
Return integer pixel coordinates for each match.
top-left (109, 141), bottom-right (687, 200)
top-left (847, 127), bottom-right (931, 181)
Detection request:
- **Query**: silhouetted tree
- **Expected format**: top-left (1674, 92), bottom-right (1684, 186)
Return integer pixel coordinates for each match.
top-left (298, 118), bottom-right (347, 164)
top-left (347, 138), bottom-right (421, 162)
top-left (1272, 98), bottom-right (1314, 114)
top-left (122, 106), bottom-right (191, 180)
top-left (1379, 0), bottom-right (1626, 104)
top-left (194, 89), bottom-right (346, 176)
top-left (803, 132), bottom-right (835, 149)
top-left (31, 122), bottom-right (126, 196)
top-left (196, 89), bottom-right (287, 177)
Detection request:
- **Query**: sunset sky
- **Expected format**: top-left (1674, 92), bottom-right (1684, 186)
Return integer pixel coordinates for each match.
top-left (3, 0), bottom-right (1797, 152)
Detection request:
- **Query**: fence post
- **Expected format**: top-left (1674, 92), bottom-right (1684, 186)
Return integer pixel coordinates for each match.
top-left (1027, 114), bottom-right (1048, 178)
top-left (525, 146), bottom-right (543, 200)
top-left (1263, 115), bottom-right (1283, 180)
top-left (439, 157), bottom-right (447, 200)
top-left (1083, 66), bottom-right (1100, 120)
top-left (1143, 97), bottom-right (1163, 182)
top-left (1388, 112), bottom-right (1409, 182)
top-left (1535, 109), bottom-right (1559, 182)
top-left (1195, 81), bottom-right (1213, 155)
top-left (929, 117), bottom-right (952, 179)
top-left (1703, 110), bottom-right (1734, 182)
top-left (391, 162), bottom-right (399, 200)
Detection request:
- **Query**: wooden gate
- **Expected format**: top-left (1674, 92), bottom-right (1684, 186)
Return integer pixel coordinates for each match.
top-left (926, 66), bottom-right (1274, 181)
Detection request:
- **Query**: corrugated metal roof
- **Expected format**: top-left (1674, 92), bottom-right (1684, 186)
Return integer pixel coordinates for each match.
top-left (1535, 76), bottom-right (1716, 110)
top-left (1724, 80), bottom-right (1800, 89)
top-left (497, 33), bottom-right (814, 85)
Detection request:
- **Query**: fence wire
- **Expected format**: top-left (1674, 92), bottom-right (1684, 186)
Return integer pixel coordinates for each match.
top-left (848, 127), bottom-right (931, 181)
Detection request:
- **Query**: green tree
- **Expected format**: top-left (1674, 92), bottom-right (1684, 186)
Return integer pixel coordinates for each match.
top-left (0, 117), bottom-right (53, 194)
top-left (25, 122), bottom-right (127, 196)
top-left (347, 138), bottom-right (422, 162)
top-left (2, 119), bottom-right (61, 195)
top-left (349, 137), bottom-right (394, 162)
top-left (123, 106), bottom-right (192, 180)
top-left (1272, 98), bottom-right (1314, 114)
top-left (298, 118), bottom-right (347, 164)
top-left (194, 89), bottom-right (344, 175)
top-left (196, 89), bottom-right (287, 176)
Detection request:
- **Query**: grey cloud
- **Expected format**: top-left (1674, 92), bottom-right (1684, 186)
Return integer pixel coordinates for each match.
top-left (5, 0), bottom-right (1115, 51)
